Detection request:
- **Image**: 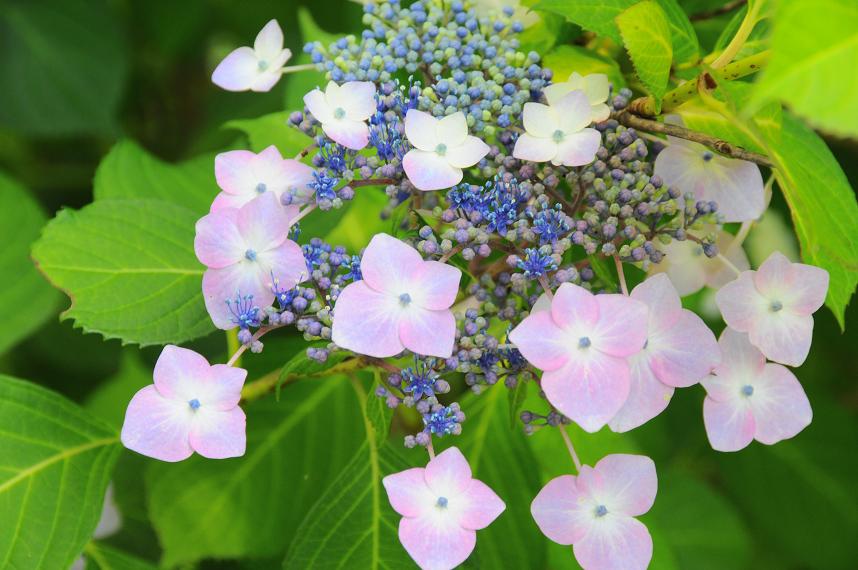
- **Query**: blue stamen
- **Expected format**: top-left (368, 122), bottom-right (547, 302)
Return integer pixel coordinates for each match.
top-left (256, 182), bottom-right (267, 193)
top-left (770, 300), bottom-right (783, 312)
top-left (257, 60), bottom-right (269, 72)
top-left (334, 107), bottom-right (346, 119)
top-left (578, 336), bottom-right (591, 349)
top-left (435, 143), bottom-right (447, 155)
top-left (245, 249), bottom-right (257, 261)
top-left (436, 496), bottom-right (448, 508)
top-left (552, 129), bottom-right (565, 143)
top-left (702, 151), bottom-right (714, 162)
top-left (742, 385), bottom-right (754, 397)
top-left (399, 292), bottom-right (412, 306)
top-left (189, 398), bottom-right (201, 410)
top-left (595, 504), bottom-right (608, 517)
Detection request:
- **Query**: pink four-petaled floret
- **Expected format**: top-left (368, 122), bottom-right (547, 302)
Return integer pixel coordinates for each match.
top-left (303, 81), bottom-right (377, 150)
top-left (211, 19), bottom-right (292, 93)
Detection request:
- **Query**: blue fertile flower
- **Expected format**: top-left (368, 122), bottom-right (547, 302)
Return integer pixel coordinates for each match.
top-left (226, 292), bottom-right (261, 330)
top-left (518, 248), bottom-right (557, 279)
top-left (423, 403), bottom-right (464, 436)
top-left (402, 360), bottom-right (441, 401)
top-left (309, 170), bottom-right (339, 204)
top-left (532, 207), bottom-right (570, 244)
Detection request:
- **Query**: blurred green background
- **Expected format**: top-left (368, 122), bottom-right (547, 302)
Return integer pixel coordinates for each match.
top-left (0, 0), bottom-right (856, 568)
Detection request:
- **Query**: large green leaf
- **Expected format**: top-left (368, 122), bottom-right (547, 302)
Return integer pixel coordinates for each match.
top-left (654, 0), bottom-right (700, 65)
top-left (751, 0), bottom-right (858, 138)
top-left (83, 542), bottom-right (157, 570)
top-left (31, 199), bottom-right (213, 346)
top-left (616, 1), bottom-right (674, 111)
top-left (0, 376), bottom-right (121, 568)
top-left (85, 352), bottom-right (151, 429)
top-left (0, 0), bottom-right (127, 136)
top-left (534, 0), bottom-right (635, 43)
top-left (226, 112), bottom-right (314, 155)
top-left (94, 140), bottom-right (217, 217)
top-left (147, 376), bottom-right (365, 566)
top-left (542, 45), bottom-right (626, 89)
top-left (0, 171), bottom-right (60, 354)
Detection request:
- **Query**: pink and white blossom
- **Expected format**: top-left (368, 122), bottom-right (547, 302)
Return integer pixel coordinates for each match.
top-left (303, 80), bottom-right (377, 150)
top-left (543, 72), bottom-right (611, 123)
top-left (121, 345), bottom-right (247, 462)
top-left (610, 274), bottom-right (720, 432)
top-left (211, 145), bottom-right (313, 220)
top-left (402, 110), bottom-right (490, 191)
top-left (212, 19), bottom-right (292, 92)
top-left (702, 328), bottom-right (812, 451)
top-left (195, 191), bottom-right (307, 329)
top-left (715, 251), bottom-right (829, 366)
top-left (513, 90), bottom-right (601, 167)
top-left (383, 446), bottom-right (505, 570)
top-left (531, 454), bottom-right (657, 570)
top-left (332, 233), bottom-right (461, 358)
top-left (509, 283), bottom-right (648, 432)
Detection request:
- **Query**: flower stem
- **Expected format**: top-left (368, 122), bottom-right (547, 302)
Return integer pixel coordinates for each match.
top-left (350, 178), bottom-right (397, 188)
top-left (226, 328), bottom-right (241, 367)
top-left (538, 275), bottom-right (553, 299)
top-left (281, 63), bottom-right (318, 74)
top-left (613, 254), bottom-right (629, 296)
top-left (711, 1), bottom-right (764, 69)
top-left (558, 426), bottom-right (582, 472)
top-left (427, 439), bottom-right (436, 459)
top-left (290, 203), bottom-right (318, 225)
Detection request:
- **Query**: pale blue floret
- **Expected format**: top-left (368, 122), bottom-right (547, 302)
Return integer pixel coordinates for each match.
top-left (245, 249), bottom-right (257, 261)
top-left (594, 504), bottom-right (608, 517)
top-left (188, 398), bottom-right (201, 410)
top-left (578, 336), bottom-right (591, 349)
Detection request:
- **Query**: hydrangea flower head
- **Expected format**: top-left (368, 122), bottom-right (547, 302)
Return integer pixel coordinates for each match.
top-left (383, 446), bottom-right (505, 570)
top-left (211, 19), bottom-right (291, 92)
top-left (509, 283), bottom-right (648, 432)
top-left (332, 233), bottom-right (461, 358)
top-left (121, 345), bottom-right (247, 462)
top-left (303, 80), bottom-right (377, 150)
top-left (402, 110), bottom-right (490, 191)
top-left (531, 454), bottom-right (657, 570)
top-left (701, 328), bottom-right (812, 451)
top-left (194, 191), bottom-right (307, 329)
top-left (512, 90), bottom-right (601, 167)
top-left (543, 72), bottom-right (611, 123)
top-left (610, 274), bottom-right (720, 432)
top-left (212, 145), bottom-right (314, 216)
top-left (715, 251), bottom-right (829, 366)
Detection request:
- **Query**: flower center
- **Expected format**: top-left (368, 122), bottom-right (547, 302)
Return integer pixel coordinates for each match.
top-left (334, 107), bottom-right (346, 120)
top-left (435, 143), bottom-right (447, 156)
top-left (578, 336), bottom-right (591, 349)
top-left (552, 129), bottom-right (565, 143)
top-left (702, 151), bottom-right (713, 162)
top-left (769, 300), bottom-right (783, 312)
top-left (188, 398), bottom-right (201, 410)
top-left (594, 504), bottom-right (608, 517)
top-left (257, 60), bottom-right (269, 72)
top-left (436, 496), bottom-right (448, 509)
top-left (245, 249), bottom-right (258, 261)
top-left (399, 292), bottom-right (412, 307)
top-left (643, 338), bottom-right (649, 350)
top-left (741, 385), bottom-right (754, 397)
top-left (256, 182), bottom-right (267, 194)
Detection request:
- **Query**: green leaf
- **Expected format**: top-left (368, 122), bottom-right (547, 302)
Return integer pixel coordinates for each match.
top-left (147, 376), bottom-right (365, 566)
top-left (534, 0), bottom-right (635, 43)
top-left (0, 376), bottom-right (121, 569)
top-left (542, 45), bottom-right (626, 89)
top-left (0, 171), bottom-right (60, 354)
top-left (323, 188), bottom-right (391, 250)
top-left (283, 379), bottom-right (411, 568)
top-left (751, 0), bottom-right (858, 138)
top-left (31, 199), bottom-right (214, 346)
top-left (366, 372), bottom-right (394, 446)
top-left (225, 112), bottom-right (314, 155)
top-left (84, 542), bottom-right (157, 570)
top-left (616, 1), bottom-right (674, 111)
top-left (654, 0), bottom-right (700, 65)
top-left (273, 348), bottom-right (353, 398)
top-left (85, 352), bottom-right (151, 429)
top-left (94, 140), bottom-right (217, 217)
top-left (508, 377), bottom-right (531, 429)
top-left (0, 0), bottom-right (127, 136)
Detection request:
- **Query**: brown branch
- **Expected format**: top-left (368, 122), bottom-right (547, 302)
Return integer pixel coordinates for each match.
top-left (690, 0), bottom-right (747, 21)
top-left (350, 177), bottom-right (396, 188)
top-left (615, 111), bottom-right (774, 168)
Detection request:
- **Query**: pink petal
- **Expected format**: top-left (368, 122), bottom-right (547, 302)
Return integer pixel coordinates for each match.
top-left (648, 311), bottom-right (719, 388)
top-left (188, 406), bottom-right (246, 459)
top-left (424, 447), bottom-right (472, 498)
top-left (153, 345), bottom-right (212, 400)
top-left (754, 252), bottom-right (828, 315)
top-left (703, 157), bottom-right (765, 223)
top-left (508, 310), bottom-right (569, 372)
top-left (194, 208), bottom-right (244, 268)
top-left (592, 454), bottom-right (657, 517)
top-left (751, 363), bottom-right (812, 445)
top-left (554, 90), bottom-right (593, 133)
top-left (608, 354), bottom-right (674, 433)
top-left (280, 160), bottom-right (317, 204)
top-left (399, 308), bottom-right (457, 358)
top-left (650, 239), bottom-right (708, 296)
top-left (237, 191), bottom-right (289, 253)
top-left (703, 396), bottom-right (755, 452)
top-left (573, 515), bottom-right (653, 570)
top-left (591, 295), bottom-right (648, 357)
top-left (202, 364), bottom-right (248, 410)
top-left (446, 135), bottom-right (489, 169)
top-left (403, 149), bottom-right (463, 191)
top-left (411, 261), bottom-right (461, 310)
top-left (254, 19), bottom-right (283, 60)
top-left (399, 515), bottom-right (476, 570)
top-left (304, 88), bottom-right (334, 124)
top-left (715, 328), bottom-right (766, 380)
top-left (542, 354), bottom-right (631, 433)
top-left (360, 233), bottom-right (424, 295)
top-left (459, 478), bottom-right (505, 530)
top-left (121, 386), bottom-right (193, 462)
top-left (322, 119), bottom-right (370, 150)
top-left (211, 47), bottom-right (258, 92)
top-left (531, 475), bottom-right (589, 545)
top-left (550, 283), bottom-right (598, 330)
top-left (215, 150), bottom-right (257, 195)
top-left (202, 263), bottom-right (274, 330)
top-left (257, 238), bottom-right (308, 290)
top-left (748, 310), bottom-right (814, 367)
top-left (512, 133), bottom-right (556, 163)
top-left (715, 271), bottom-right (766, 332)
top-left (250, 69), bottom-right (283, 93)
top-left (338, 81), bottom-right (377, 121)
top-left (553, 129), bottom-right (600, 167)
top-left (436, 112), bottom-right (468, 147)
top-left (383, 467), bottom-right (434, 518)
top-left (704, 232), bottom-right (751, 289)
top-left (211, 191), bottom-right (249, 212)
top-left (331, 281), bottom-right (403, 357)
top-left (631, 274), bottom-right (681, 318)
top-left (404, 109), bottom-right (439, 151)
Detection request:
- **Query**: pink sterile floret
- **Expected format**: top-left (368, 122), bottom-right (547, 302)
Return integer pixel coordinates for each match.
top-left (383, 446), bottom-right (505, 570)
top-left (195, 191), bottom-right (307, 329)
top-left (610, 274), bottom-right (720, 432)
top-left (531, 454), bottom-right (657, 570)
top-left (121, 345), bottom-right (247, 462)
top-left (509, 283), bottom-right (648, 432)
top-left (331, 233), bottom-right (461, 358)
top-left (211, 19), bottom-right (292, 93)
top-left (715, 250), bottom-right (829, 366)
top-left (701, 328), bottom-right (812, 452)
top-left (303, 80), bottom-right (377, 150)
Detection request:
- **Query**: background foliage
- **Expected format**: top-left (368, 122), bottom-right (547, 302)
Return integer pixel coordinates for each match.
top-left (0, 0), bottom-right (856, 568)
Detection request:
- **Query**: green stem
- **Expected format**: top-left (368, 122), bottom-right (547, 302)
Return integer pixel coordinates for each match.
top-left (629, 50), bottom-right (770, 117)
top-left (240, 355), bottom-right (370, 402)
top-left (711, 1), bottom-right (763, 69)
top-left (226, 329), bottom-right (241, 367)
